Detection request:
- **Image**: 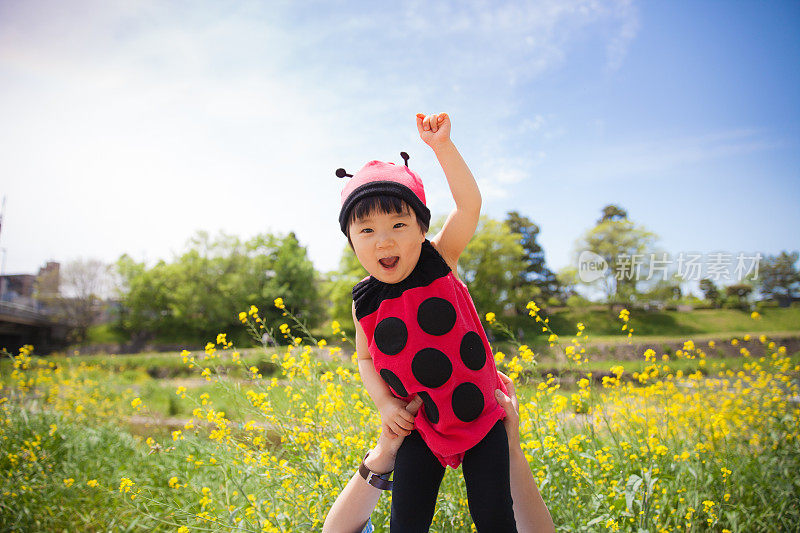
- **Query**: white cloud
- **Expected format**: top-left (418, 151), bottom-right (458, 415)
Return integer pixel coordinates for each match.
top-left (0, 0), bottom-right (641, 276)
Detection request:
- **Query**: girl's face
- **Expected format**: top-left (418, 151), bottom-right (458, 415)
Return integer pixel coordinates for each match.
top-left (349, 206), bottom-right (426, 284)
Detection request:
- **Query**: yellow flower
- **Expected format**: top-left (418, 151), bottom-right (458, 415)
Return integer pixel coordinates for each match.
top-left (331, 320), bottom-right (342, 334)
top-left (485, 312), bottom-right (496, 323)
top-left (249, 305), bottom-right (259, 316)
top-left (274, 297), bottom-right (285, 309)
top-left (48, 424), bottom-right (57, 436)
top-left (750, 311), bottom-right (760, 320)
top-left (216, 333), bottom-right (227, 345)
top-left (176, 386), bottom-right (187, 398)
top-left (87, 479), bottom-right (98, 487)
top-left (239, 311), bottom-right (248, 322)
top-left (177, 527), bottom-right (189, 533)
top-left (63, 478), bottom-right (74, 487)
top-left (119, 477), bottom-right (134, 494)
top-left (168, 476), bottom-right (179, 489)
top-left (131, 398), bottom-right (142, 409)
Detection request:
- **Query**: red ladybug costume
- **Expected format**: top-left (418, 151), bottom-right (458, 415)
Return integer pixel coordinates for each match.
top-left (353, 239), bottom-right (508, 468)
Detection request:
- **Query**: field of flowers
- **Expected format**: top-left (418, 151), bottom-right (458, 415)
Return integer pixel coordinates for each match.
top-left (1, 300), bottom-right (799, 532)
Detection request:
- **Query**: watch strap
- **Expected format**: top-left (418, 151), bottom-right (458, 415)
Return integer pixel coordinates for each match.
top-left (358, 453), bottom-right (393, 490)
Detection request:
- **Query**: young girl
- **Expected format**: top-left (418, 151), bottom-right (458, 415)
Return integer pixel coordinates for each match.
top-left (338, 113), bottom-right (517, 532)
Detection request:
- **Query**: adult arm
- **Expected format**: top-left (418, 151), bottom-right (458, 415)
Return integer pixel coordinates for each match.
top-left (495, 372), bottom-right (556, 533)
top-left (322, 396), bottom-right (423, 533)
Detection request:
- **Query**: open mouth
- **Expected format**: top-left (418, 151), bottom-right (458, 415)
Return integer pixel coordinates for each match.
top-left (378, 256), bottom-right (399, 269)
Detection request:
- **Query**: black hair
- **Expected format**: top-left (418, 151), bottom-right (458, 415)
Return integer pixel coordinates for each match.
top-left (345, 195), bottom-right (429, 248)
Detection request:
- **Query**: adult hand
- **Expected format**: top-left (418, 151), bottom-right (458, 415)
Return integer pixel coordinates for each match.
top-left (494, 371), bottom-right (521, 449)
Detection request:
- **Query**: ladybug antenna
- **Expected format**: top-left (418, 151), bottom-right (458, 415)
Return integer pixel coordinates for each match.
top-left (400, 152), bottom-right (410, 167)
top-left (335, 168), bottom-right (352, 178)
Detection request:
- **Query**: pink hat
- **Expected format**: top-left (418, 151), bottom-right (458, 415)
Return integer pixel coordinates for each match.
top-left (337, 152), bottom-right (431, 235)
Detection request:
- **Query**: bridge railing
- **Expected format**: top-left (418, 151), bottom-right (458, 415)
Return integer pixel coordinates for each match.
top-left (0, 301), bottom-right (54, 323)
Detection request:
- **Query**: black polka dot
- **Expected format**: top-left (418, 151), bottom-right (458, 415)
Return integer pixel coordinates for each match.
top-left (411, 348), bottom-right (452, 388)
top-left (417, 297), bottom-right (457, 336)
top-left (418, 391), bottom-right (439, 424)
top-left (452, 382), bottom-right (484, 423)
top-left (460, 331), bottom-right (486, 371)
top-left (374, 317), bottom-right (408, 355)
top-left (380, 369), bottom-right (408, 397)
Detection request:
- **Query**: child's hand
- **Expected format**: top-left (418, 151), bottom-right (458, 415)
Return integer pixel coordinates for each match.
top-left (379, 397), bottom-right (416, 439)
top-left (416, 112), bottom-right (451, 148)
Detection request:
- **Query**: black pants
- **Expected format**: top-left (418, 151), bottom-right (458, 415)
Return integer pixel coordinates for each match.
top-left (390, 420), bottom-right (517, 532)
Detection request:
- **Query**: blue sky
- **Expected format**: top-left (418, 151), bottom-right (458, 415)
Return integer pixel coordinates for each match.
top-left (0, 0), bottom-right (797, 292)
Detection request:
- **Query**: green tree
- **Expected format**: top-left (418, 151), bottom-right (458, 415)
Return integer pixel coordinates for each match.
top-left (456, 216), bottom-right (525, 315)
top-left (504, 211), bottom-right (560, 310)
top-left (640, 273), bottom-right (683, 302)
top-left (757, 251), bottom-right (800, 306)
top-left (556, 266), bottom-right (581, 305)
top-left (598, 204), bottom-right (628, 224)
top-left (699, 278), bottom-right (722, 308)
top-left (725, 283), bottom-right (753, 309)
top-left (573, 207), bottom-right (658, 307)
top-left (113, 231), bottom-right (321, 347)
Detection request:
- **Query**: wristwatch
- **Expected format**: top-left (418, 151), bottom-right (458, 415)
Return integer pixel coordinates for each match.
top-left (358, 451), bottom-right (393, 490)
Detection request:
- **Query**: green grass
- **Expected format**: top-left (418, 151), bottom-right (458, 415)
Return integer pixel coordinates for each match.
top-left (86, 323), bottom-right (128, 344)
top-left (498, 304), bottom-right (800, 342)
top-left (0, 408), bottom-right (148, 531)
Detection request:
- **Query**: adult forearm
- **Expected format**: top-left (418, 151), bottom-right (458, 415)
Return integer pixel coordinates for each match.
top-left (322, 444), bottom-right (395, 533)
top-left (509, 447), bottom-right (555, 533)
top-left (322, 471), bottom-right (380, 533)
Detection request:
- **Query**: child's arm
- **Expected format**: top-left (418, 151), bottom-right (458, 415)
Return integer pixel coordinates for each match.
top-left (417, 112), bottom-right (481, 268)
top-left (353, 302), bottom-right (416, 438)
